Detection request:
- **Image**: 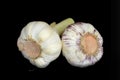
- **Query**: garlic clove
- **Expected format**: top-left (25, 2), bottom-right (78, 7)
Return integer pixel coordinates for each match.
top-left (38, 25), bottom-right (53, 42)
top-left (17, 21), bottom-right (62, 68)
top-left (62, 22), bottom-right (103, 67)
top-left (41, 31), bottom-right (61, 55)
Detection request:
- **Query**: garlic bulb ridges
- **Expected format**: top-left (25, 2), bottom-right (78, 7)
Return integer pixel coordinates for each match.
top-left (17, 21), bottom-right (62, 68)
top-left (62, 22), bottom-right (103, 67)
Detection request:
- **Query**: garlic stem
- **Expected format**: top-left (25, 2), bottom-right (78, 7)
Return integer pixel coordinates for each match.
top-left (50, 22), bottom-right (56, 27)
top-left (53, 18), bottom-right (75, 35)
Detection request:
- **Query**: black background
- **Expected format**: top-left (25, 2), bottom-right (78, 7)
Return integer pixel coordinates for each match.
top-left (3, 0), bottom-right (119, 80)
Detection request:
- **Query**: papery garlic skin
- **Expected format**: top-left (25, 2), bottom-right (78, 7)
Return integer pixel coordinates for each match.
top-left (17, 21), bottom-right (61, 68)
top-left (62, 22), bottom-right (103, 67)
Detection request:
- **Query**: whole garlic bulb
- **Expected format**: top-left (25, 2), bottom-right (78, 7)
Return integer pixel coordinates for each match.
top-left (62, 22), bottom-right (103, 67)
top-left (17, 21), bottom-right (62, 68)
top-left (17, 18), bottom-right (75, 68)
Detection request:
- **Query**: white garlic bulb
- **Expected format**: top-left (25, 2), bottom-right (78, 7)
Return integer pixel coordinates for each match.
top-left (17, 21), bottom-right (62, 68)
top-left (62, 22), bottom-right (103, 67)
top-left (17, 18), bottom-right (75, 68)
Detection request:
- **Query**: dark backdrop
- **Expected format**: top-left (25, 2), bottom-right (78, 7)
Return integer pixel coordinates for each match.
top-left (3, 0), bottom-right (118, 80)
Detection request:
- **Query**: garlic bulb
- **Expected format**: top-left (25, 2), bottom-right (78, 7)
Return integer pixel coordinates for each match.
top-left (17, 21), bottom-right (62, 68)
top-left (62, 22), bottom-right (103, 67)
top-left (17, 18), bottom-right (74, 68)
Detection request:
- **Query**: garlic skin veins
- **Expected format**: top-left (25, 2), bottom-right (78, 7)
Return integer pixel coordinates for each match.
top-left (17, 21), bottom-right (62, 68)
top-left (62, 22), bottom-right (103, 67)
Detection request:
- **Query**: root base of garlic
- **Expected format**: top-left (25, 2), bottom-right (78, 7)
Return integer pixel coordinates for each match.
top-left (80, 32), bottom-right (98, 56)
